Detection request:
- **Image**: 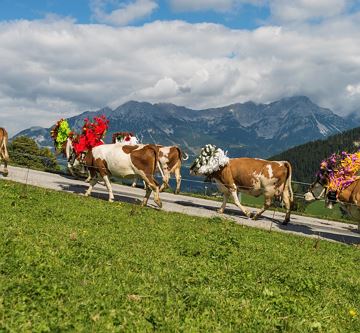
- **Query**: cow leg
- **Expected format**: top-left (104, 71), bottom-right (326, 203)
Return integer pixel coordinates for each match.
top-left (84, 170), bottom-right (92, 183)
top-left (142, 186), bottom-right (152, 207)
top-left (84, 177), bottom-right (97, 197)
top-left (1, 147), bottom-right (8, 176)
top-left (2, 155), bottom-right (8, 176)
top-left (102, 175), bottom-right (115, 202)
top-left (282, 189), bottom-right (292, 225)
top-left (131, 177), bottom-right (137, 187)
top-left (217, 192), bottom-right (230, 213)
top-left (230, 190), bottom-right (251, 218)
top-left (252, 195), bottom-right (272, 220)
top-left (174, 167), bottom-right (182, 194)
top-left (67, 164), bottom-right (75, 177)
top-left (159, 169), bottom-right (170, 192)
top-left (142, 176), bottom-right (162, 208)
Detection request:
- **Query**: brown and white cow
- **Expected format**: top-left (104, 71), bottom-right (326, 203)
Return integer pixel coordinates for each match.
top-left (304, 176), bottom-right (360, 231)
top-left (81, 143), bottom-right (162, 208)
top-left (190, 158), bottom-right (293, 224)
top-left (0, 127), bottom-right (9, 176)
top-left (157, 145), bottom-right (188, 194)
top-left (112, 134), bottom-right (188, 194)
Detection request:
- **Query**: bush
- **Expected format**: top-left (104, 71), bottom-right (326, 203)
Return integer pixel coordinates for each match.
top-left (8, 136), bottom-right (59, 171)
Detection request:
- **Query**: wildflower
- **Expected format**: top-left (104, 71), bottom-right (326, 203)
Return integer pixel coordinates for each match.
top-left (349, 309), bottom-right (357, 317)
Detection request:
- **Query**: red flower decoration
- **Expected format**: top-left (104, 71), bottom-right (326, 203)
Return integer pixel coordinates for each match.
top-left (73, 115), bottom-right (109, 155)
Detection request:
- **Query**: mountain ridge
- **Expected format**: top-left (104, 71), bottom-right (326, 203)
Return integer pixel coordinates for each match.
top-left (13, 96), bottom-right (358, 158)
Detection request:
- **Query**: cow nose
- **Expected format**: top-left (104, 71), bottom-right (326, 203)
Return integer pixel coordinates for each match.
top-left (304, 192), bottom-right (314, 201)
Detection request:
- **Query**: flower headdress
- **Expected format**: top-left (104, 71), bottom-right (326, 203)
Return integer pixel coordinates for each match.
top-left (318, 151), bottom-right (360, 192)
top-left (112, 131), bottom-right (138, 144)
top-left (191, 144), bottom-right (229, 175)
top-left (50, 119), bottom-right (72, 152)
top-left (72, 115), bottom-right (109, 155)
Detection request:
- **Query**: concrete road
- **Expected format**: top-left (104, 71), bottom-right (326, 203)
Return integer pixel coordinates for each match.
top-left (1, 166), bottom-right (359, 245)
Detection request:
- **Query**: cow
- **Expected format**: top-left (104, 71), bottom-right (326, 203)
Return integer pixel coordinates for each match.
top-left (81, 143), bottom-right (162, 208)
top-left (64, 138), bottom-right (89, 179)
top-left (304, 175), bottom-right (360, 231)
top-left (190, 157), bottom-right (294, 224)
top-left (0, 127), bottom-right (9, 176)
top-left (157, 145), bottom-right (188, 194)
top-left (112, 132), bottom-right (142, 187)
top-left (111, 134), bottom-right (188, 193)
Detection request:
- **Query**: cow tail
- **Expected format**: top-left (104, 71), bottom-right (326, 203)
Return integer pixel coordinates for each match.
top-left (181, 150), bottom-right (189, 161)
top-left (157, 160), bottom-right (164, 178)
top-left (285, 161), bottom-right (294, 203)
top-left (152, 145), bottom-right (164, 178)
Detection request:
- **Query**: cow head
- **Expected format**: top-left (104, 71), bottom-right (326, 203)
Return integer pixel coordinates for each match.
top-left (189, 159), bottom-right (200, 176)
top-left (304, 174), bottom-right (329, 201)
top-left (190, 144), bottom-right (229, 176)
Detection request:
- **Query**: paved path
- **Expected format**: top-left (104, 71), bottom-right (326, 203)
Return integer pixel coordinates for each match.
top-left (1, 166), bottom-right (359, 245)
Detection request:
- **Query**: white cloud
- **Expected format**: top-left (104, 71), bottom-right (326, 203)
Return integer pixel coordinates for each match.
top-left (347, 84), bottom-right (360, 96)
top-left (90, 0), bottom-right (158, 26)
top-left (269, 0), bottom-right (348, 22)
top-left (170, 0), bottom-right (264, 12)
top-left (0, 16), bottom-right (360, 135)
top-left (170, 0), bottom-right (352, 23)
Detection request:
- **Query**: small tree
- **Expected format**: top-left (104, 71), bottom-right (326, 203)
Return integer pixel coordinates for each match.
top-left (9, 136), bottom-right (59, 171)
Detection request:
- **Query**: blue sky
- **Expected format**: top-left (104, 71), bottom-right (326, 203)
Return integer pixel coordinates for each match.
top-left (0, 0), bottom-right (270, 29)
top-left (0, 0), bottom-right (359, 134)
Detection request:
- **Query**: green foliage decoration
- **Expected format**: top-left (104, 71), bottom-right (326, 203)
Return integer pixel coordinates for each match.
top-left (50, 119), bottom-right (71, 152)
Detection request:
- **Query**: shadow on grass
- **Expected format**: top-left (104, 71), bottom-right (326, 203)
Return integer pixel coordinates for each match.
top-left (57, 182), bottom-right (147, 206)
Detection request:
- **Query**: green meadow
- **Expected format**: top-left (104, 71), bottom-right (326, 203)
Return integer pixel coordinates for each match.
top-left (0, 180), bottom-right (359, 332)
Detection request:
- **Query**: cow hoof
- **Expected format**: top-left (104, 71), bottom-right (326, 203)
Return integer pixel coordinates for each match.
top-left (252, 215), bottom-right (258, 221)
top-left (3, 171), bottom-right (8, 177)
top-left (109, 198), bottom-right (114, 203)
top-left (175, 190), bottom-right (180, 195)
top-left (244, 211), bottom-right (252, 218)
top-left (155, 200), bottom-right (162, 208)
top-left (282, 219), bottom-right (289, 226)
top-left (217, 209), bottom-right (224, 214)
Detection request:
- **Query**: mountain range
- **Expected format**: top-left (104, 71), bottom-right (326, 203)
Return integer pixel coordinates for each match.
top-left (14, 96), bottom-right (358, 158)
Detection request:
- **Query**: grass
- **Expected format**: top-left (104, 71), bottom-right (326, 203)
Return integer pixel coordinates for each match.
top-left (0, 180), bottom-right (360, 332)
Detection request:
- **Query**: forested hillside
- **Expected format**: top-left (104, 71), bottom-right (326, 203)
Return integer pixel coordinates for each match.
top-left (271, 127), bottom-right (360, 183)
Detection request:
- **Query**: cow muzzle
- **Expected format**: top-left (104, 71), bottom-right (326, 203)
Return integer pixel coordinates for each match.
top-left (189, 168), bottom-right (197, 176)
top-left (304, 191), bottom-right (315, 202)
top-left (325, 191), bottom-right (337, 209)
